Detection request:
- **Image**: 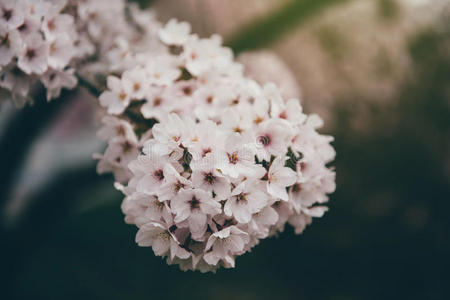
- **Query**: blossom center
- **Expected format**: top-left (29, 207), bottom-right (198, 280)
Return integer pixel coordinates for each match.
top-left (202, 148), bottom-right (212, 157)
top-left (116, 125), bottom-right (126, 136)
top-left (189, 196), bottom-right (200, 209)
top-left (279, 111), bottom-right (287, 119)
top-left (2, 9), bottom-right (12, 21)
top-left (50, 42), bottom-right (57, 54)
top-left (0, 33), bottom-right (10, 47)
top-left (47, 19), bottom-right (56, 31)
top-left (236, 193), bottom-right (248, 204)
top-left (254, 116), bottom-right (264, 124)
top-left (48, 73), bottom-right (56, 81)
top-left (153, 97), bottom-right (162, 106)
top-left (121, 141), bottom-right (133, 152)
top-left (227, 152), bottom-right (239, 164)
top-left (18, 22), bottom-right (28, 32)
top-left (292, 183), bottom-right (302, 193)
top-left (153, 199), bottom-right (164, 210)
top-left (257, 134), bottom-right (271, 146)
top-left (119, 91), bottom-right (127, 101)
top-left (154, 169), bottom-right (164, 181)
top-left (174, 180), bottom-right (185, 192)
top-left (203, 172), bottom-right (216, 185)
top-left (25, 49), bottom-right (36, 60)
top-left (182, 86), bottom-right (192, 95)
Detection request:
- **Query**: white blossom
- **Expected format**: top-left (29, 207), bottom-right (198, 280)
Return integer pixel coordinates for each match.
top-left (159, 18), bottom-right (191, 46)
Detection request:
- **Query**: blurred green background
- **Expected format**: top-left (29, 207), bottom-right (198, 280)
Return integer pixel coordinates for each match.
top-left (1, 0), bottom-right (449, 299)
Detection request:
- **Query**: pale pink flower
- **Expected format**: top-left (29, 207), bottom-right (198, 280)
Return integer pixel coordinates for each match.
top-left (267, 156), bottom-right (297, 201)
top-left (0, 1), bottom-right (24, 29)
top-left (132, 154), bottom-right (169, 196)
top-left (224, 180), bottom-right (268, 224)
top-left (159, 18), bottom-right (191, 46)
top-left (136, 221), bottom-right (189, 259)
top-left (248, 206), bottom-right (279, 239)
top-left (203, 226), bottom-right (249, 266)
top-left (255, 119), bottom-right (293, 161)
top-left (145, 55), bottom-right (181, 86)
top-left (42, 13), bottom-right (75, 41)
top-left (97, 116), bottom-right (136, 142)
top-left (171, 189), bottom-right (221, 239)
top-left (157, 164), bottom-right (192, 201)
top-left (95, 137), bottom-right (139, 183)
top-left (41, 68), bottom-right (77, 100)
top-left (47, 34), bottom-right (75, 70)
top-left (16, 15), bottom-right (41, 38)
top-left (122, 67), bottom-right (148, 100)
top-left (17, 33), bottom-right (48, 75)
top-left (215, 133), bottom-right (266, 179)
top-left (191, 154), bottom-right (231, 200)
top-left (0, 28), bottom-right (21, 66)
top-left (99, 76), bottom-right (131, 115)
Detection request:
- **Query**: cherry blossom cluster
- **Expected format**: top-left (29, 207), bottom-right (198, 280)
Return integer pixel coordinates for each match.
top-left (0, 0), bottom-right (88, 106)
top-left (0, 0), bottom-right (143, 107)
top-left (95, 17), bottom-right (336, 272)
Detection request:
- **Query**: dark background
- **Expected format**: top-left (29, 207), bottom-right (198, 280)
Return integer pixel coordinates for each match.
top-left (1, 0), bottom-right (449, 299)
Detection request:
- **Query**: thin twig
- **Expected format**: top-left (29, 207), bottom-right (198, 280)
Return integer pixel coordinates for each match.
top-left (76, 73), bottom-right (102, 98)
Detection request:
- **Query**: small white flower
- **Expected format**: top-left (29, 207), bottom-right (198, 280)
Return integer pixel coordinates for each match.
top-left (42, 13), bottom-right (75, 41)
top-left (255, 119), bottom-right (293, 161)
top-left (145, 55), bottom-right (180, 86)
top-left (122, 193), bottom-right (172, 226)
top-left (267, 156), bottom-right (297, 201)
top-left (41, 68), bottom-right (77, 100)
top-left (158, 18), bottom-right (191, 46)
top-left (171, 189), bottom-right (221, 240)
top-left (16, 15), bottom-right (41, 38)
top-left (224, 180), bottom-right (268, 224)
top-left (150, 113), bottom-right (189, 155)
top-left (140, 86), bottom-right (176, 121)
top-left (122, 67), bottom-right (148, 99)
top-left (17, 33), bottom-right (48, 75)
top-left (97, 115), bottom-right (136, 142)
top-left (191, 154), bottom-right (231, 200)
top-left (215, 133), bottom-right (266, 179)
top-left (135, 222), bottom-right (172, 256)
top-left (132, 153), bottom-right (169, 196)
top-left (203, 226), bottom-right (249, 266)
top-left (157, 163), bottom-right (192, 202)
top-left (95, 137), bottom-right (139, 183)
top-left (47, 34), bottom-right (75, 70)
top-left (273, 98), bottom-right (307, 125)
top-left (184, 120), bottom-right (224, 161)
top-left (0, 1), bottom-right (24, 29)
top-left (99, 76), bottom-right (131, 115)
top-left (0, 28), bottom-right (21, 66)
top-left (182, 34), bottom-right (233, 76)
top-left (248, 206), bottom-right (279, 239)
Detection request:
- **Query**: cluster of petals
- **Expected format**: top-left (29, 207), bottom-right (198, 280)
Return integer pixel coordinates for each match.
top-left (95, 13), bottom-right (336, 272)
top-left (0, 0), bottom-right (96, 106)
top-left (0, 0), bottom-right (144, 106)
